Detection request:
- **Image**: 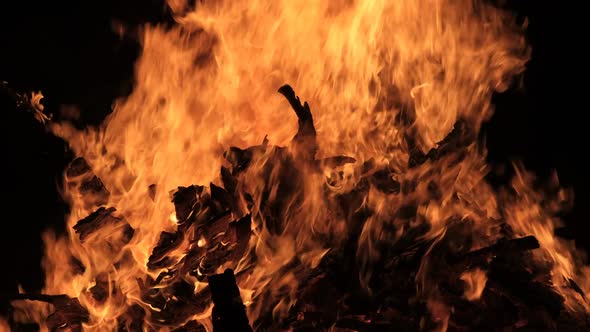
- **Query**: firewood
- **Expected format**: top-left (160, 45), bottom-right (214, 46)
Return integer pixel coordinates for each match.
top-left (208, 269), bottom-right (253, 332)
top-left (65, 157), bottom-right (110, 207)
top-left (11, 294), bottom-right (89, 332)
top-left (224, 137), bottom-right (269, 175)
top-left (408, 119), bottom-right (474, 168)
top-left (73, 207), bottom-right (132, 243)
top-left (172, 185), bottom-right (203, 224)
top-left (147, 231), bottom-right (184, 270)
top-left (278, 84), bottom-right (318, 161)
top-left (88, 273), bottom-right (111, 303)
top-left (172, 320), bottom-right (207, 332)
top-left (12, 83), bottom-right (590, 332)
top-left (317, 156), bottom-right (356, 169)
top-left (139, 278), bottom-right (211, 326)
top-left (210, 182), bottom-right (236, 215)
top-left (220, 166), bottom-right (237, 196)
top-left (448, 235), bottom-right (540, 265)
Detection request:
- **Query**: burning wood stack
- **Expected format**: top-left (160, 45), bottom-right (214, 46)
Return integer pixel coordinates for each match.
top-left (7, 85), bottom-right (590, 331)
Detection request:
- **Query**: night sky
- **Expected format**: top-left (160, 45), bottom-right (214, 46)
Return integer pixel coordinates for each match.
top-left (0, 0), bottom-right (587, 307)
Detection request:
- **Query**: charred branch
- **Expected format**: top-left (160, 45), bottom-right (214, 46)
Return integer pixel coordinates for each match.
top-left (408, 119), bottom-right (475, 168)
top-left (278, 84), bottom-right (318, 160)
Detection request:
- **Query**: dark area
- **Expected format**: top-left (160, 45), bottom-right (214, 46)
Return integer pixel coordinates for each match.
top-left (0, 0), bottom-right (587, 317)
top-left (209, 269), bottom-right (253, 332)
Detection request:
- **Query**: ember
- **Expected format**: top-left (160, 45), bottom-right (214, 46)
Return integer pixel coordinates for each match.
top-left (3, 0), bottom-right (590, 331)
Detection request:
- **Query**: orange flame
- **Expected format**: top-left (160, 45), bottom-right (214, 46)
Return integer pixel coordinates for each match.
top-left (460, 268), bottom-right (487, 301)
top-left (8, 0), bottom-right (590, 331)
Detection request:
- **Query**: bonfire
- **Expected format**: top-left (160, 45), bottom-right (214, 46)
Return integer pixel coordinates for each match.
top-left (3, 1), bottom-right (590, 331)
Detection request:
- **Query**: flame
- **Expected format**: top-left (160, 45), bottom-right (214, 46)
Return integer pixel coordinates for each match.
top-left (460, 268), bottom-right (487, 301)
top-left (8, 0), bottom-right (590, 331)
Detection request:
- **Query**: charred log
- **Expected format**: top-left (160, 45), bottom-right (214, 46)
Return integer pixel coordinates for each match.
top-left (11, 294), bottom-right (89, 332)
top-left (73, 207), bottom-right (131, 243)
top-left (208, 269), bottom-right (253, 332)
top-left (172, 185), bottom-right (203, 224)
top-left (139, 278), bottom-right (211, 327)
top-left (172, 320), bottom-right (207, 332)
top-left (224, 137), bottom-right (268, 176)
top-left (408, 119), bottom-right (475, 168)
top-left (148, 231), bottom-right (184, 270)
top-left (278, 84), bottom-right (318, 161)
top-left (65, 157), bottom-right (110, 207)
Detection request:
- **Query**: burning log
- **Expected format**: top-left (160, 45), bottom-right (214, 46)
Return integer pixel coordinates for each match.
top-left (208, 269), bottom-right (253, 332)
top-left (65, 157), bottom-right (110, 208)
top-left (147, 231), bottom-right (184, 270)
top-left (278, 84), bottom-right (318, 161)
top-left (448, 235), bottom-right (540, 266)
top-left (224, 138), bottom-right (269, 176)
top-left (172, 320), bottom-right (207, 332)
top-left (11, 294), bottom-right (89, 332)
top-left (405, 119), bottom-right (475, 168)
top-left (73, 207), bottom-right (131, 243)
top-left (88, 272), bottom-right (112, 303)
top-left (172, 185), bottom-right (203, 224)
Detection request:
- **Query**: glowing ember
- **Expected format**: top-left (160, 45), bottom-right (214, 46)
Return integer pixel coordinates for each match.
top-left (4, 0), bottom-right (590, 331)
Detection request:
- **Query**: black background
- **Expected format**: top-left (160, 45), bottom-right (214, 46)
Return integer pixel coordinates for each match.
top-left (0, 0), bottom-right (587, 303)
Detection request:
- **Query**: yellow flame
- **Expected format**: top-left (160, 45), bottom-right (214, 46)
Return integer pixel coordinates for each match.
top-left (9, 0), bottom-right (590, 331)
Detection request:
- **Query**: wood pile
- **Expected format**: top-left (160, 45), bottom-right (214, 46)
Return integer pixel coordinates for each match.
top-left (8, 85), bottom-right (590, 332)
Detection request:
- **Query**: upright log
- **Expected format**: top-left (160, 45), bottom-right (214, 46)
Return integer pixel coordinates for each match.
top-left (208, 269), bottom-right (253, 332)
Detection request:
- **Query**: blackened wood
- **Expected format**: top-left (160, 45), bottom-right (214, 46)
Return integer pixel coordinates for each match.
top-left (224, 137), bottom-right (269, 175)
top-left (449, 235), bottom-right (540, 265)
top-left (139, 279), bottom-right (211, 326)
top-left (65, 157), bottom-right (92, 178)
top-left (172, 320), bottom-right (207, 332)
top-left (318, 156), bottom-right (356, 169)
top-left (147, 231), bottom-right (184, 270)
top-left (65, 158), bottom-right (110, 207)
top-left (172, 185), bottom-right (203, 224)
top-left (208, 269), bottom-right (253, 332)
top-left (73, 207), bottom-right (125, 242)
top-left (11, 294), bottom-right (89, 332)
top-left (408, 119), bottom-right (474, 168)
top-left (89, 273), bottom-right (110, 303)
top-left (210, 182), bottom-right (236, 215)
top-left (568, 278), bottom-right (585, 299)
top-left (278, 84), bottom-right (317, 160)
top-left (220, 166), bottom-right (237, 195)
